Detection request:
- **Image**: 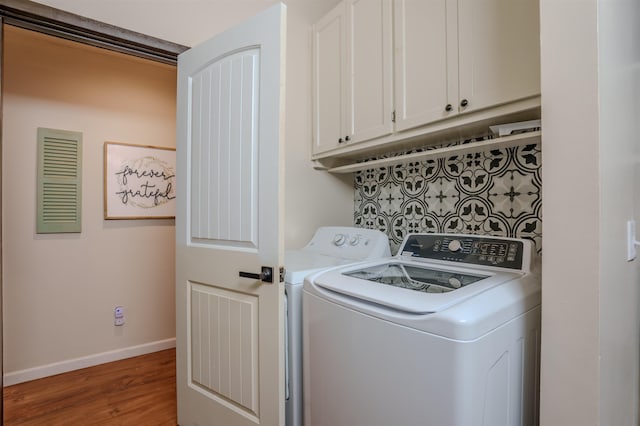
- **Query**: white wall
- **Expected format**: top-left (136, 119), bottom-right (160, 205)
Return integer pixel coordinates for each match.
top-left (540, 0), bottom-right (640, 424)
top-left (2, 26), bottom-right (178, 382)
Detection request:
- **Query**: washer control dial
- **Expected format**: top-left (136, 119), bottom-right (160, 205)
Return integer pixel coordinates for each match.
top-left (448, 277), bottom-right (462, 289)
top-left (349, 234), bottom-right (361, 246)
top-left (448, 239), bottom-right (463, 253)
top-left (333, 234), bottom-right (347, 247)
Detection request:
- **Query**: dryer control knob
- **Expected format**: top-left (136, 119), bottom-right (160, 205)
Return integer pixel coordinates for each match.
top-left (333, 234), bottom-right (347, 247)
top-left (448, 239), bottom-right (463, 252)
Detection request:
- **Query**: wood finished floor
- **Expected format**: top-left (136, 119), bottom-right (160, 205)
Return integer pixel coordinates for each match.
top-left (3, 349), bottom-right (177, 425)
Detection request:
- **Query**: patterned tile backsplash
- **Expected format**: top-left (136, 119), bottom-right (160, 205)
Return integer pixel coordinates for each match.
top-left (354, 136), bottom-right (542, 254)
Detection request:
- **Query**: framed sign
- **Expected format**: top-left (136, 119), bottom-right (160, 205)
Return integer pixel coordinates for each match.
top-left (104, 142), bottom-right (176, 219)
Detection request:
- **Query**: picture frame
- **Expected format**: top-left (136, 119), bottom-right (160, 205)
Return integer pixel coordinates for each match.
top-left (103, 142), bottom-right (176, 219)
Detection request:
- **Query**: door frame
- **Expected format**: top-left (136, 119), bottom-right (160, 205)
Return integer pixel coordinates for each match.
top-left (0, 0), bottom-right (187, 419)
top-left (0, 0), bottom-right (188, 64)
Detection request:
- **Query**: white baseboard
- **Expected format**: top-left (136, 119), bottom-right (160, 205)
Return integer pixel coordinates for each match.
top-left (3, 337), bottom-right (176, 386)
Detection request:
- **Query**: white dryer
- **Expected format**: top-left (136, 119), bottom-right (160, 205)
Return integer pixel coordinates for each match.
top-left (284, 226), bottom-right (390, 426)
top-left (303, 233), bottom-right (541, 426)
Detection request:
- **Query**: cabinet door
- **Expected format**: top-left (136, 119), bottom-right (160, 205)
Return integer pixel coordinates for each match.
top-left (394, 0), bottom-right (458, 132)
top-left (457, 0), bottom-right (540, 112)
top-left (346, 0), bottom-right (393, 143)
top-left (312, 2), bottom-right (347, 155)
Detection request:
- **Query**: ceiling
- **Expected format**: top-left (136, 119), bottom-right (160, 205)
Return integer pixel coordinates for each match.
top-left (30, 0), bottom-right (281, 47)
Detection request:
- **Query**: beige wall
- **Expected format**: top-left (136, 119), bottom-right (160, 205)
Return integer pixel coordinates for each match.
top-left (541, 0), bottom-right (640, 424)
top-left (18, 2), bottom-right (640, 423)
top-left (280, 0), bottom-right (353, 249)
top-left (539, 1), bottom-right (600, 422)
top-left (32, 0), bottom-right (355, 249)
top-left (15, 1), bottom-right (640, 423)
top-left (3, 0), bottom-right (353, 381)
top-left (34, 1), bottom-right (353, 253)
top-left (596, 0), bottom-right (640, 423)
top-left (3, 26), bottom-right (178, 378)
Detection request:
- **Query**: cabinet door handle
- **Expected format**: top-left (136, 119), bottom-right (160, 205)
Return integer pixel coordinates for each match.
top-left (445, 104), bottom-right (453, 112)
top-left (338, 137), bottom-right (344, 143)
top-left (345, 135), bottom-right (350, 141)
top-left (239, 266), bottom-right (273, 283)
top-left (460, 99), bottom-right (469, 108)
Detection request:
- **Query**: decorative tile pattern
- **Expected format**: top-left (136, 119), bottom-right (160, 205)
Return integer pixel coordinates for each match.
top-left (354, 137), bottom-right (542, 254)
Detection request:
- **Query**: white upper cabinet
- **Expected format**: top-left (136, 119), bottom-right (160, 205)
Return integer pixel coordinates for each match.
top-left (396, 0), bottom-right (540, 132)
top-left (312, 3), bottom-right (346, 155)
top-left (457, 0), bottom-right (540, 115)
top-left (313, 0), bottom-right (541, 159)
top-left (348, 0), bottom-right (394, 143)
top-left (394, 0), bottom-right (458, 132)
top-left (313, 0), bottom-right (393, 155)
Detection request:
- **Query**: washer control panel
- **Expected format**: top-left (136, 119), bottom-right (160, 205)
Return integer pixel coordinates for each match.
top-left (400, 234), bottom-right (525, 269)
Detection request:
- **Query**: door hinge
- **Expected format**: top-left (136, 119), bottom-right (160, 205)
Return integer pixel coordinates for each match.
top-left (279, 267), bottom-right (285, 283)
top-left (392, 110), bottom-right (396, 123)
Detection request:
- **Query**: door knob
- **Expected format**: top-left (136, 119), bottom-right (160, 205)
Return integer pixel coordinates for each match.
top-left (239, 266), bottom-right (273, 283)
top-left (460, 99), bottom-right (469, 108)
top-left (445, 104), bottom-right (453, 112)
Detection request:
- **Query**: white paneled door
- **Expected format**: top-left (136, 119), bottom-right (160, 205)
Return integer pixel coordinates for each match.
top-left (176, 4), bottom-right (286, 425)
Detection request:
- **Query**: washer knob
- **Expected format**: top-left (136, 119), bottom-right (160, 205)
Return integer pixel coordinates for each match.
top-left (333, 234), bottom-right (347, 247)
top-left (349, 235), bottom-right (361, 246)
top-left (448, 277), bottom-right (462, 289)
top-left (448, 239), bottom-right (463, 252)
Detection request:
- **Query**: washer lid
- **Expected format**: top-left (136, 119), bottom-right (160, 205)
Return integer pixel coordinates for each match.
top-left (311, 260), bottom-right (521, 314)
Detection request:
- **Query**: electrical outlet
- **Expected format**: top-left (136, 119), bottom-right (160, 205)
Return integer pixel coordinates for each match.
top-left (114, 306), bottom-right (125, 326)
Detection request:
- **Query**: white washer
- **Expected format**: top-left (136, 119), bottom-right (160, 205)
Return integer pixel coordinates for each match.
top-left (303, 233), bottom-right (541, 426)
top-left (284, 226), bottom-right (390, 426)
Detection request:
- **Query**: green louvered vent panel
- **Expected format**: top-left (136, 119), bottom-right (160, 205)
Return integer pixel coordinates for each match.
top-left (37, 128), bottom-right (82, 233)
